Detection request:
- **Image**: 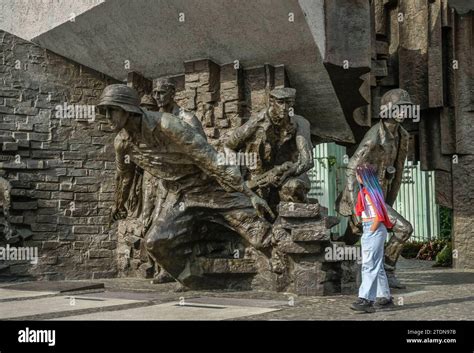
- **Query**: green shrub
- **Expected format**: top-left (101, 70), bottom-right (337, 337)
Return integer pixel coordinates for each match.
top-left (416, 240), bottom-right (447, 261)
top-left (439, 206), bottom-right (453, 241)
top-left (401, 241), bottom-right (424, 259)
top-left (434, 242), bottom-right (452, 267)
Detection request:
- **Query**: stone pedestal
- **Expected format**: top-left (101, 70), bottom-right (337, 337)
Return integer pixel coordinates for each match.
top-left (115, 200), bottom-right (359, 295)
top-left (271, 201), bottom-right (359, 295)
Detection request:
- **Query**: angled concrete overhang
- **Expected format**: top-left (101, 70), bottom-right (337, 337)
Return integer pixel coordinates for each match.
top-left (0, 0), bottom-right (106, 41)
top-left (448, 0), bottom-right (474, 14)
top-left (2, 0), bottom-right (357, 143)
top-left (302, 0), bottom-right (372, 146)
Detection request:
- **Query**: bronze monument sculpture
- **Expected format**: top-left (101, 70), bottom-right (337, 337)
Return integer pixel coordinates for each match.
top-left (225, 88), bottom-right (313, 210)
top-left (152, 78), bottom-right (205, 137)
top-left (135, 79), bottom-right (208, 284)
top-left (100, 84), bottom-right (275, 288)
top-left (337, 88), bottom-right (414, 288)
top-left (101, 83), bottom-right (355, 294)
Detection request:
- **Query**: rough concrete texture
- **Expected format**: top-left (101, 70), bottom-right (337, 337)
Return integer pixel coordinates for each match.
top-left (0, 295), bottom-right (141, 319)
top-left (370, 0), bottom-right (474, 269)
top-left (453, 12), bottom-right (473, 155)
top-left (28, 0), bottom-right (354, 143)
top-left (0, 0), bottom-right (105, 41)
top-left (452, 155), bottom-right (474, 269)
top-left (0, 289), bottom-right (55, 300)
top-left (52, 301), bottom-right (279, 321)
top-left (448, 0), bottom-right (474, 14)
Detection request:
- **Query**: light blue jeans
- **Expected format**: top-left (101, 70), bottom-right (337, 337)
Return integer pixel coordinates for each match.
top-left (358, 220), bottom-right (391, 302)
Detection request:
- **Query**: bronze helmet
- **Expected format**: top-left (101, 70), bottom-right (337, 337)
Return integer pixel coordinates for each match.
top-left (97, 84), bottom-right (142, 114)
top-left (380, 89), bottom-right (414, 109)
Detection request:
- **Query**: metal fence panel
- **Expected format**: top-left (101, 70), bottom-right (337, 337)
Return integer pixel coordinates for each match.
top-left (309, 143), bottom-right (439, 241)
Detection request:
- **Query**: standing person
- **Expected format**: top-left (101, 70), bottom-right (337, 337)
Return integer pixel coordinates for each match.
top-left (336, 88), bottom-right (414, 289)
top-left (351, 164), bottom-right (395, 313)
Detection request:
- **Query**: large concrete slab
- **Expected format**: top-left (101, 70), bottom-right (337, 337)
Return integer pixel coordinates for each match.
top-left (78, 290), bottom-right (170, 301)
top-left (52, 301), bottom-right (279, 321)
top-left (0, 0), bottom-right (105, 40)
top-left (185, 296), bottom-right (288, 308)
top-left (0, 281), bottom-right (104, 293)
top-left (449, 0), bottom-right (474, 14)
top-left (23, 0), bottom-right (353, 143)
top-left (0, 289), bottom-right (55, 301)
top-left (0, 295), bottom-right (142, 319)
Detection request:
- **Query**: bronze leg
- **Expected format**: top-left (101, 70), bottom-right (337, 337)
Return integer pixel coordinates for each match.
top-left (384, 204), bottom-right (413, 267)
top-left (383, 204), bottom-right (413, 288)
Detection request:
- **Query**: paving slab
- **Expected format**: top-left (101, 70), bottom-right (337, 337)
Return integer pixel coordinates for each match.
top-left (0, 258), bottom-right (471, 321)
top-left (0, 295), bottom-right (143, 319)
top-left (0, 281), bottom-right (104, 293)
top-left (52, 301), bottom-right (279, 321)
top-left (79, 292), bottom-right (289, 308)
top-left (79, 291), bottom-right (169, 301)
top-left (185, 296), bottom-right (288, 308)
top-left (0, 289), bottom-right (56, 301)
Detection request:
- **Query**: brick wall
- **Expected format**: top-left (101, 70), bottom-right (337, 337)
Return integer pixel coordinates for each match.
top-left (173, 59), bottom-right (288, 150)
top-left (0, 30), bottom-right (119, 280)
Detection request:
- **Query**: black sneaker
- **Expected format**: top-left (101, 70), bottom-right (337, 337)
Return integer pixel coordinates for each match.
top-left (374, 297), bottom-right (395, 309)
top-left (352, 298), bottom-right (365, 305)
top-left (350, 298), bottom-right (375, 313)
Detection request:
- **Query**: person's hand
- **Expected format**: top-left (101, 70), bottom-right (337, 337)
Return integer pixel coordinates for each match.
top-left (250, 194), bottom-right (275, 221)
top-left (268, 162), bottom-right (296, 187)
top-left (351, 214), bottom-right (362, 227)
top-left (280, 161), bottom-right (294, 170)
top-left (370, 221), bottom-right (380, 232)
top-left (278, 164), bottom-right (297, 185)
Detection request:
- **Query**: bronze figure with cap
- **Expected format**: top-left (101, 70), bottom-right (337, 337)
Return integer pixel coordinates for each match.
top-left (336, 88), bottom-right (415, 289)
top-left (225, 87), bottom-right (314, 212)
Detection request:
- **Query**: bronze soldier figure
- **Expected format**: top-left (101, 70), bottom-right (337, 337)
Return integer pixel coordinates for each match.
top-left (139, 82), bottom-right (206, 284)
top-left (138, 82), bottom-right (206, 234)
top-left (140, 94), bottom-right (159, 111)
top-left (337, 88), bottom-right (414, 288)
top-left (138, 92), bottom-right (173, 283)
top-left (225, 87), bottom-right (314, 211)
top-left (152, 78), bottom-right (205, 137)
top-left (98, 84), bottom-right (275, 288)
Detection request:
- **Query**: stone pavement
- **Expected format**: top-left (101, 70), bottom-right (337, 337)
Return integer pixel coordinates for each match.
top-left (0, 257), bottom-right (472, 320)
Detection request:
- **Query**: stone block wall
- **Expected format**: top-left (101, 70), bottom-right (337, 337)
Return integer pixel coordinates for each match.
top-left (453, 155), bottom-right (474, 269)
top-left (369, 1), bottom-right (473, 269)
top-left (172, 59), bottom-right (288, 150)
top-left (0, 30), bottom-right (119, 280)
